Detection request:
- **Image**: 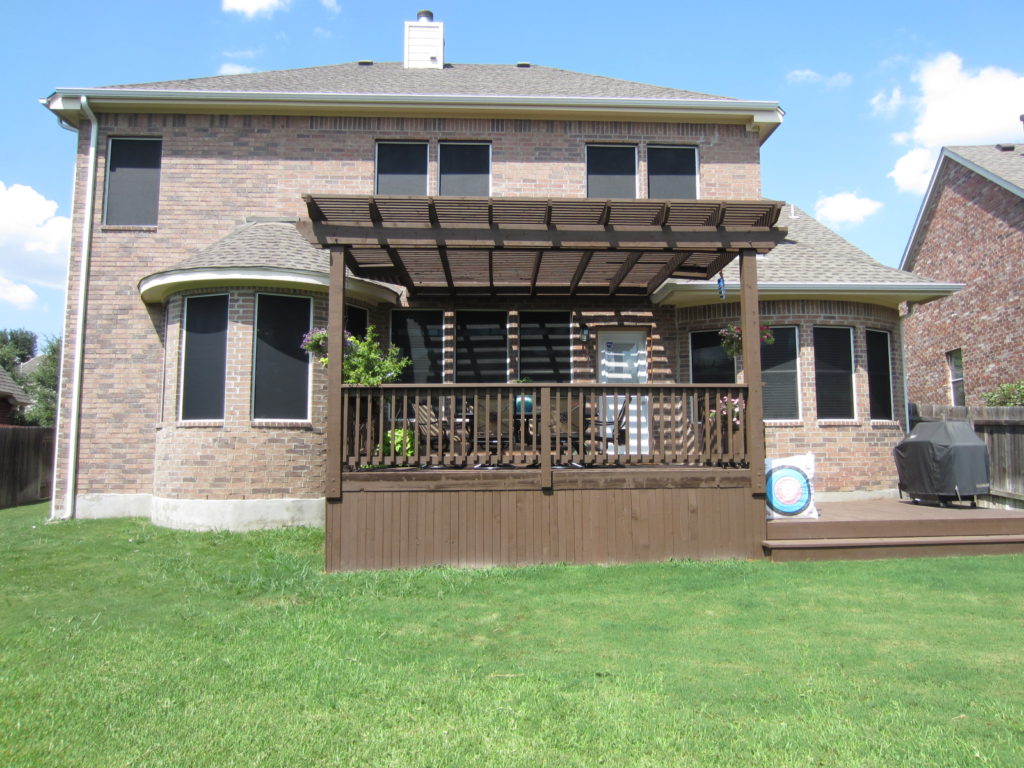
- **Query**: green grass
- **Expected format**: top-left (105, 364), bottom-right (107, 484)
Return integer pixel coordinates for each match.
top-left (3, 501), bottom-right (1024, 767)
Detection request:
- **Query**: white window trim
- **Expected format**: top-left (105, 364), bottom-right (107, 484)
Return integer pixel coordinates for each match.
top-left (178, 293), bottom-right (229, 423)
top-left (947, 348), bottom-right (965, 406)
top-left (866, 328), bottom-right (895, 422)
top-left (374, 140), bottom-right (429, 195)
top-left (764, 325), bottom-right (802, 423)
top-left (586, 144), bottom-right (639, 199)
top-left (103, 136), bottom-right (162, 226)
top-left (646, 144), bottom-right (700, 200)
top-left (251, 292), bottom-right (313, 424)
top-left (438, 141), bottom-right (493, 197)
top-left (813, 325), bottom-right (857, 422)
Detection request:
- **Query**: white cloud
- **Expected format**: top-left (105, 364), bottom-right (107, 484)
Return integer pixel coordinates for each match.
top-left (826, 72), bottom-right (853, 89)
top-left (218, 62), bottom-right (256, 75)
top-left (888, 53), bottom-right (1024, 193)
top-left (786, 69), bottom-right (821, 84)
top-left (0, 181), bottom-right (71, 295)
top-left (871, 86), bottom-right (904, 117)
top-left (223, 48), bottom-right (260, 59)
top-left (815, 192), bottom-right (883, 226)
top-left (0, 275), bottom-right (37, 310)
top-left (321, 0), bottom-right (340, 12)
top-left (313, 27), bottom-right (332, 39)
top-left (222, 0), bottom-right (290, 18)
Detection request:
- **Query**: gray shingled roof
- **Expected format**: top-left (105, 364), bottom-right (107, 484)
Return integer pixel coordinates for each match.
top-left (165, 219), bottom-right (327, 274)
top-left (946, 144), bottom-right (1024, 194)
top-left (0, 367), bottom-right (29, 405)
top-left (95, 62), bottom-right (731, 101)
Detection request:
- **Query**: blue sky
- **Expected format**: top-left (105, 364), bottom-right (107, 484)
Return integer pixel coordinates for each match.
top-left (2, 0), bottom-right (1022, 342)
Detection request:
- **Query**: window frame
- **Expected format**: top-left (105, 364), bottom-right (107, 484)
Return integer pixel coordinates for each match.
top-left (762, 325), bottom-right (801, 422)
top-left (947, 348), bottom-right (965, 406)
top-left (375, 141), bottom-right (429, 195)
top-left (438, 141), bottom-right (492, 197)
top-left (454, 310), bottom-right (510, 384)
top-left (178, 293), bottom-right (229, 422)
top-left (103, 137), bottom-right (162, 226)
top-left (812, 325), bottom-right (856, 421)
top-left (689, 329), bottom-right (737, 384)
top-left (517, 310), bottom-right (573, 383)
top-left (390, 308), bottom-right (445, 384)
top-left (586, 144), bottom-right (639, 199)
top-left (646, 144), bottom-right (700, 200)
top-left (251, 293), bottom-right (313, 423)
top-left (865, 328), bottom-right (894, 421)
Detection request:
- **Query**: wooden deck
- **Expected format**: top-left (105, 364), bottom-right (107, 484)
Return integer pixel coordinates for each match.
top-left (765, 497), bottom-right (1024, 561)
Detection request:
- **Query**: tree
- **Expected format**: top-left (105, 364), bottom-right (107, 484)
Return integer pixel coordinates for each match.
top-left (19, 337), bottom-right (61, 427)
top-left (0, 328), bottom-right (37, 373)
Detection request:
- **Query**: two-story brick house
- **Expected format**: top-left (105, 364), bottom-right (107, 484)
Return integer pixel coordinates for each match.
top-left (44, 13), bottom-right (954, 568)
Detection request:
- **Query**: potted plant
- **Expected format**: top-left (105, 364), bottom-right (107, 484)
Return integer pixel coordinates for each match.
top-left (718, 324), bottom-right (774, 358)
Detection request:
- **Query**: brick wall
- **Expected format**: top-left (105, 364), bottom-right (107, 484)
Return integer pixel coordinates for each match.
top-left (54, 112), bottom-right (762, 511)
top-left (678, 299), bottom-right (906, 492)
top-left (903, 160), bottom-right (1024, 406)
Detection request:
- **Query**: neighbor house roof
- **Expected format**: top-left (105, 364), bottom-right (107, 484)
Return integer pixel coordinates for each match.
top-left (901, 144), bottom-right (1024, 271)
top-left (0, 367), bottom-right (29, 407)
top-left (652, 205), bottom-right (961, 308)
top-left (43, 62), bottom-right (784, 141)
top-left (137, 219), bottom-right (401, 305)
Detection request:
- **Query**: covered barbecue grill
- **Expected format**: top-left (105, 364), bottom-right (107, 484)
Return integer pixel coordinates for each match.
top-left (893, 421), bottom-right (990, 507)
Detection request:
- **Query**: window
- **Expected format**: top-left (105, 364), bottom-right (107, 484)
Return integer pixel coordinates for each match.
top-left (391, 310), bottom-right (444, 383)
top-left (690, 330), bottom-right (736, 384)
top-left (105, 138), bottom-right (161, 225)
top-left (456, 311), bottom-right (508, 383)
top-left (587, 145), bottom-right (637, 198)
top-left (180, 295), bottom-right (228, 421)
top-left (518, 311), bottom-right (571, 382)
top-left (253, 295), bottom-right (311, 420)
top-left (763, 327), bottom-right (799, 420)
top-left (866, 330), bottom-right (893, 420)
top-left (439, 142), bottom-right (490, 196)
top-left (376, 142), bottom-right (427, 194)
top-left (813, 327), bottom-right (855, 419)
top-left (647, 146), bottom-right (698, 199)
top-left (947, 349), bottom-right (965, 406)
top-left (345, 305), bottom-right (368, 339)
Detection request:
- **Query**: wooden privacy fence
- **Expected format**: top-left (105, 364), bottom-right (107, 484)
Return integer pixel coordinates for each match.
top-left (340, 383), bottom-right (750, 472)
top-left (912, 405), bottom-right (1024, 500)
top-left (0, 426), bottom-right (54, 509)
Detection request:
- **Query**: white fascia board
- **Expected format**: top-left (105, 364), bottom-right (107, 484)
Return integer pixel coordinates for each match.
top-left (138, 267), bottom-right (401, 305)
top-left (44, 88), bottom-right (783, 137)
top-left (651, 280), bottom-right (964, 309)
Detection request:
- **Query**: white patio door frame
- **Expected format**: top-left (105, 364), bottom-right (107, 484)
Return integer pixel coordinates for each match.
top-left (597, 329), bottom-right (649, 454)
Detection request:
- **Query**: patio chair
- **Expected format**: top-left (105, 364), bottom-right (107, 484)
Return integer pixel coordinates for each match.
top-left (581, 394), bottom-right (631, 454)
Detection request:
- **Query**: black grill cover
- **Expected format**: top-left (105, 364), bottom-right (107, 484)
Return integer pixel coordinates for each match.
top-left (893, 421), bottom-right (990, 498)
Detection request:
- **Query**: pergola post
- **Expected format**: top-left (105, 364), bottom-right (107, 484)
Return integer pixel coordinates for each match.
top-left (738, 247), bottom-right (766, 494)
top-left (326, 248), bottom-right (346, 499)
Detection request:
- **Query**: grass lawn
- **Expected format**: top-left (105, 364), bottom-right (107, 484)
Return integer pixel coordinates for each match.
top-left (2, 501), bottom-right (1023, 767)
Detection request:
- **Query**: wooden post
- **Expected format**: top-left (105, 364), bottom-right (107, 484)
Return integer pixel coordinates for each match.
top-left (540, 386), bottom-right (552, 489)
top-left (739, 248), bottom-right (766, 493)
top-left (326, 248), bottom-right (347, 499)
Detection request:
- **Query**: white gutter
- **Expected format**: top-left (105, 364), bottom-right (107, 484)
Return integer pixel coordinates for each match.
top-left (651, 280), bottom-right (964, 307)
top-left (60, 97), bottom-right (99, 521)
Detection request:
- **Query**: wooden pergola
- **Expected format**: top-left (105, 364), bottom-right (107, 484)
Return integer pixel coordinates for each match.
top-left (299, 194), bottom-right (786, 504)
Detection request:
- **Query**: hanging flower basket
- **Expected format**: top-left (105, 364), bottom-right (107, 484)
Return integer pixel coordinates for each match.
top-left (718, 324), bottom-right (774, 358)
top-left (300, 325), bottom-right (410, 385)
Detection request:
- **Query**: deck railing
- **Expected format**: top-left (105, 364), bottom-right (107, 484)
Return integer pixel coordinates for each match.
top-left (340, 384), bottom-right (750, 471)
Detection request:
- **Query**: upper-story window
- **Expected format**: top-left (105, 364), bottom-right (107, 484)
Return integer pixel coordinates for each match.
top-left (648, 146), bottom-right (698, 199)
top-left (376, 141), bottom-right (491, 196)
top-left (586, 145), bottom-right (637, 198)
top-left (947, 348), bottom-right (965, 406)
top-left (104, 138), bottom-right (162, 226)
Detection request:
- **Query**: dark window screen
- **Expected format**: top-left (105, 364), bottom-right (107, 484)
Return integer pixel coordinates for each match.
top-left (376, 143), bottom-right (427, 194)
top-left (519, 311), bottom-right (571, 382)
top-left (762, 327), bottom-right (799, 420)
top-left (456, 311), bottom-right (508, 383)
top-left (105, 138), bottom-right (161, 226)
top-left (866, 330), bottom-right (893, 420)
top-left (391, 310), bottom-right (444, 383)
top-left (648, 146), bottom-right (697, 199)
top-left (813, 327), bottom-right (854, 419)
top-left (691, 330), bottom-right (736, 384)
top-left (181, 295), bottom-right (228, 420)
top-left (439, 143), bottom-right (489, 196)
top-left (253, 295), bottom-right (311, 420)
top-left (587, 145), bottom-right (636, 198)
top-left (345, 305), bottom-right (368, 339)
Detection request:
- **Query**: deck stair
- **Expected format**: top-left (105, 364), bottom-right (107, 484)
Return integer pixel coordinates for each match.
top-left (763, 499), bottom-right (1024, 561)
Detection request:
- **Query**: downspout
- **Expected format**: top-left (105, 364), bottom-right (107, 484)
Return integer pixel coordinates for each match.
top-left (900, 303), bottom-right (915, 433)
top-left (59, 97), bottom-right (100, 520)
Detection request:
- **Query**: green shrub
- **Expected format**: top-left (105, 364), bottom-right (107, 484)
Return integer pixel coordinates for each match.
top-left (378, 427), bottom-right (416, 457)
top-left (981, 381), bottom-right (1024, 406)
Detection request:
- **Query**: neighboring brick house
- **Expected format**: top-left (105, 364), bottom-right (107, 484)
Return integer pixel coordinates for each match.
top-left (0, 367), bottom-right (29, 425)
top-left (42, 13), bottom-right (953, 532)
top-left (901, 144), bottom-right (1024, 406)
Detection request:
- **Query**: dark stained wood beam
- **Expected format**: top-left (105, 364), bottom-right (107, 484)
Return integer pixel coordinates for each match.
top-left (645, 252), bottom-right (694, 294)
top-left (529, 250), bottom-right (542, 295)
top-left (608, 252), bottom-right (642, 295)
top-left (569, 250), bottom-right (593, 296)
top-left (437, 245), bottom-right (455, 294)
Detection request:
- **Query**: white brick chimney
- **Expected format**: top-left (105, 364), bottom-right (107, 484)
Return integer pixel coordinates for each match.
top-left (404, 10), bottom-right (444, 69)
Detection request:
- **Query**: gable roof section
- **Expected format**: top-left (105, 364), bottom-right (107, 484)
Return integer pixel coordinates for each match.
top-left (138, 219), bottom-right (401, 305)
top-left (900, 144), bottom-right (1024, 271)
top-left (652, 205), bottom-right (960, 308)
top-left (0, 367), bottom-right (29, 406)
top-left (43, 62), bottom-right (784, 141)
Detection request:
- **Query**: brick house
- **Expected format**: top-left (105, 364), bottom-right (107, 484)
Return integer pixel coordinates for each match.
top-left (0, 367), bottom-right (29, 425)
top-left (901, 143), bottom-right (1024, 406)
top-left (43, 13), bottom-right (954, 566)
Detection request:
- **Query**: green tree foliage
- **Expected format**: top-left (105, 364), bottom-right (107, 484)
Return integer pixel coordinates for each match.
top-left (980, 381), bottom-right (1024, 407)
top-left (0, 328), bottom-right (37, 374)
top-left (341, 325), bottom-right (410, 386)
top-left (19, 337), bottom-right (61, 426)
